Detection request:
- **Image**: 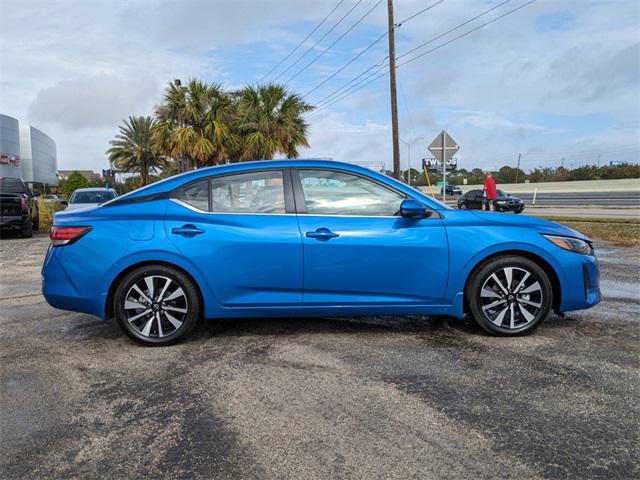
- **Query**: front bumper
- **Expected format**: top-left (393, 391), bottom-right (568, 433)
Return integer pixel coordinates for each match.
top-left (558, 252), bottom-right (601, 312)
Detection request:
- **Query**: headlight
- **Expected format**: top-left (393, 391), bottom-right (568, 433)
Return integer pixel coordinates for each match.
top-left (543, 234), bottom-right (593, 255)
top-left (496, 200), bottom-right (506, 204)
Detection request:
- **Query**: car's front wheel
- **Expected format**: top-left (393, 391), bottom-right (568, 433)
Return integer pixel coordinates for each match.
top-left (459, 202), bottom-right (467, 210)
top-left (466, 256), bottom-right (553, 336)
top-left (114, 265), bottom-right (200, 346)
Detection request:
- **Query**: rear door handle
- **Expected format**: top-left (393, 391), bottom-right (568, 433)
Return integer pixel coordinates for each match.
top-left (305, 228), bottom-right (339, 240)
top-left (171, 224), bottom-right (205, 236)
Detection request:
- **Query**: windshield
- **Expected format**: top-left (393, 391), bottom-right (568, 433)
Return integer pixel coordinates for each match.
top-left (0, 178), bottom-right (29, 195)
top-left (70, 191), bottom-right (117, 204)
top-left (497, 189), bottom-right (508, 196)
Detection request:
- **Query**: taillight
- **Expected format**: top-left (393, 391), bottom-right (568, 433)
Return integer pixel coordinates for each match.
top-left (20, 196), bottom-right (28, 212)
top-left (50, 226), bottom-right (92, 247)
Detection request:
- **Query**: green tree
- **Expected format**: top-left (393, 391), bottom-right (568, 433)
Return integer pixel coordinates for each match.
top-left (62, 171), bottom-right (90, 199)
top-left (107, 116), bottom-right (165, 186)
top-left (235, 84), bottom-right (314, 160)
top-left (153, 79), bottom-right (238, 168)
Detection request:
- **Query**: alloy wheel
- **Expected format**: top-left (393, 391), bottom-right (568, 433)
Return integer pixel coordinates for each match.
top-left (123, 275), bottom-right (188, 338)
top-left (479, 266), bottom-right (543, 330)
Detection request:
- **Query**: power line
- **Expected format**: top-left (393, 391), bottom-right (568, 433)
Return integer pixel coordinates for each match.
top-left (259, 0), bottom-right (345, 82)
top-left (285, 0), bottom-right (383, 85)
top-left (311, 0), bottom-right (517, 111)
top-left (303, 31), bottom-right (388, 97)
top-left (272, 0), bottom-right (363, 83)
top-left (397, 0), bottom-right (537, 67)
top-left (397, 0), bottom-right (513, 61)
top-left (312, 0), bottom-right (537, 113)
top-left (303, 0), bottom-right (446, 98)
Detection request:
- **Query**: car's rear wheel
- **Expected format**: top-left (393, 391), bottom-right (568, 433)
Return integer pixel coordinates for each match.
top-left (466, 256), bottom-right (553, 336)
top-left (114, 265), bottom-right (200, 346)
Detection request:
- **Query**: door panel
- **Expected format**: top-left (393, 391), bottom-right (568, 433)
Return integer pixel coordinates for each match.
top-left (165, 202), bottom-right (302, 306)
top-left (297, 215), bottom-right (449, 305)
top-left (165, 170), bottom-right (302, 307)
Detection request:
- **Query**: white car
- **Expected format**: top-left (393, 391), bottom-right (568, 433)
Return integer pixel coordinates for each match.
top-left (65, 188), bottom-right (118, 211)
top-left (42, 194), bottom-right (65, 203)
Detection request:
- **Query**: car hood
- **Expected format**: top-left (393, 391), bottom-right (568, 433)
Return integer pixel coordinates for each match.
top-left (497, 195), bottom-right (522, 201)
top-left (64, 203), bottom-right (100, 212)
top-left (468, 210), bottom-right (590, 241)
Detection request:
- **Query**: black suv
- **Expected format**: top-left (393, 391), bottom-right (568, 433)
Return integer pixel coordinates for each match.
top-left (457, 189), bottom-right (525, 213)
top-left (0, 177), bottom-right (39, 237)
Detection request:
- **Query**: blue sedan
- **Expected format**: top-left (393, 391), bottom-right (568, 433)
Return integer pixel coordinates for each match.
top-left (42, 160), bottom-right (600, 345)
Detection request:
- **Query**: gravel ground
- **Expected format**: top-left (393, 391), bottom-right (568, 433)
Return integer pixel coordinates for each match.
top-left (1, 233), bottom-right (639, 479)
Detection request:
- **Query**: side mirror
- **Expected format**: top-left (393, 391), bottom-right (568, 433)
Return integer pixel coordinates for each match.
top-left (400, 199), bottom-right (431, 219)
top-left (60, 200), bottom-right (68, 206)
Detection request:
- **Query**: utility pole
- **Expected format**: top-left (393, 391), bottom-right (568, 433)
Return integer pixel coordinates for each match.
top-left (387, 0), bottom-right (401, 180)
top-left (442, 130), bottom-right (447, 204)
top-left (515, 153), bottom-right (521, 184)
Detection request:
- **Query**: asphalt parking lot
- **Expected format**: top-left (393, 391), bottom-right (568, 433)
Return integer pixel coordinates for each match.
top-left (1, 233), bottom-right (639, 479)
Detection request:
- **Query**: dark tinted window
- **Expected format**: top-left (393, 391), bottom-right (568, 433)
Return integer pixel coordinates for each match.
top-left (69, 191), bottom-right (117, 204)
top-left (0, 178), bottom-right (28, 194)
top-left (177, 180), bottom-right (209, 211)
top-left (467, 189), bottom-right (481, 198)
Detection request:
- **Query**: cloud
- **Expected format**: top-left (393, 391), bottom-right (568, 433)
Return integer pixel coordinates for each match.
top-left (0, 0), bottom-right (638, 173)
top-left (29, 74), bottom-right (159, 129)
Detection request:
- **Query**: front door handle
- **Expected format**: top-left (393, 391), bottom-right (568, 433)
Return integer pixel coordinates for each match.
top-left (171, 224), bottom-right (205, 237)
top-left (306, 228), bottom-right (339, 240)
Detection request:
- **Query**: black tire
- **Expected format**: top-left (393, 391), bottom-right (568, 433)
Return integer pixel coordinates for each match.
top-left (21, 222), bottom-right (33, 238)
top-left (459, 203), bottom-right (467, 210)
top-left (466, 255), bottom-right (553, 336)
top-left (114, 265), bottom-right (200, 346)
top-left (514, 209), bottom-right (522, 214)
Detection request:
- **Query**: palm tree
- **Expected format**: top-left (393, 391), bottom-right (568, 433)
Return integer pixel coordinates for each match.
top-left (107, 116), bottom-right (165, 186)
top-left (153, 79), bottom-right (238, 169)
top-left (235, 84), bottom-right (314, 161)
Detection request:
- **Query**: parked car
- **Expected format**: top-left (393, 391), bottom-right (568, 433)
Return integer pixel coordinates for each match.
top-left (66, 188), bottom-right (118, 211)
top-left (42, 160), bottom-right (600, 346)
top-left (42, 194), bottom-right (65, 204)
top-left (440, 185), bottom-right (462, 196)
top-left (0, 177), bottom-right (39, 237)
top-left (458, 189), bottom-right (525, 213)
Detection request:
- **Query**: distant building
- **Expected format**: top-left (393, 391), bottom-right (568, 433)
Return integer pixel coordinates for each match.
top-left (0, 113), bottom-right (57, 186)
top-left (58, 170), bottom-right (101, 182)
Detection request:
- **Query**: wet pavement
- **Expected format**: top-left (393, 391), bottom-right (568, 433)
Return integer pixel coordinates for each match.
top-left (1, 234), bottom-right (639, 479)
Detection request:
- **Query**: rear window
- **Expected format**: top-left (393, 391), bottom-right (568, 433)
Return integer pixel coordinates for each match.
top-left (0, 178), bottom-right (28, 194)
top-left (70, 191), bottom-right (117, 204)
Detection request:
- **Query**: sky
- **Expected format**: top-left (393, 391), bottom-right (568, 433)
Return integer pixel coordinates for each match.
top-left (1, 0), bottom-right (639, 173)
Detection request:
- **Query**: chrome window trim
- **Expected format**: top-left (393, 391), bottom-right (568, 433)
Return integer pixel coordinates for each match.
top-left (170, 198), bottom-right (439, 219)
top-left (170, 198), bottom-right (292, 216)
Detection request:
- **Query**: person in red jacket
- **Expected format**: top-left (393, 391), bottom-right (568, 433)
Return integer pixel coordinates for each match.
top-left (483, 172), bottom-right (497, 211)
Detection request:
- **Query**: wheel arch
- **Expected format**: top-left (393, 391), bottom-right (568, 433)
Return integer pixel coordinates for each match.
top-left (105, 260), bottom-right (205, 320)
top-left (462, 249), bottom-right (561, 313)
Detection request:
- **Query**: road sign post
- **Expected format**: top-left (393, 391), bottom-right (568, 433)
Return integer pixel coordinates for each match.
top-left (428, 131), bottom-right (459, 203)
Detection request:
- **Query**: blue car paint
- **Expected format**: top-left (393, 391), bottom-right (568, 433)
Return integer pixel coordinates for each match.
top-left (42, 160), bottom-right (600, 322)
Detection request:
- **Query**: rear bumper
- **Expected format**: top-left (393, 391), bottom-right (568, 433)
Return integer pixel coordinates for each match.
top-left (41, 249), bottom-right (103, 318)
top-left (1, 214), bottom-right (30, 229)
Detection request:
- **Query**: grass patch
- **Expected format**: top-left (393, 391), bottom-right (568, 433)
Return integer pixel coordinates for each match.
top-left (540, 216), bottom-right (640, 246)
top-left (37, 198), bottom-right (66, 232)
